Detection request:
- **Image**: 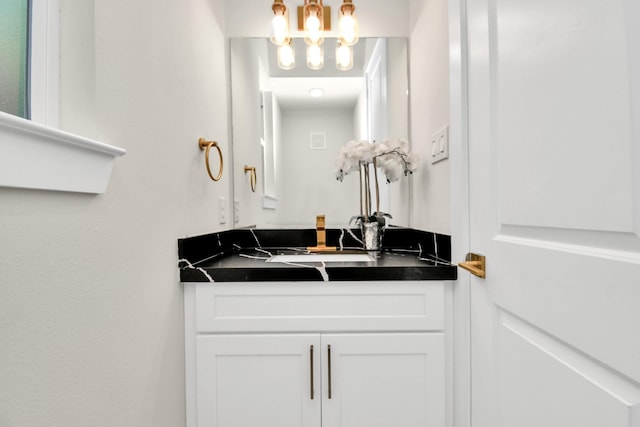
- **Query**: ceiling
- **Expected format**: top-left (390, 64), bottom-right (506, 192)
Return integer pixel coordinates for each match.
top-left (270, 76), bottom-right (364, 109)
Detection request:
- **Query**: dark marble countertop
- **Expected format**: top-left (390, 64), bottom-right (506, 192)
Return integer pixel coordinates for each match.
top-left (178, 227), bottom-right (458, 283)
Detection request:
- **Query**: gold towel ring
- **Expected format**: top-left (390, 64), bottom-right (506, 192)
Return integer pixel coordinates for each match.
top-left (198, 138), bottom-right (223, 181)
top-left (244, 166), bottom-right (257, 192)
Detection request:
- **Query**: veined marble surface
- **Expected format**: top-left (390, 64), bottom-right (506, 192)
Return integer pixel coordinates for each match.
top-left (178, 227), bottom-right (457, 283)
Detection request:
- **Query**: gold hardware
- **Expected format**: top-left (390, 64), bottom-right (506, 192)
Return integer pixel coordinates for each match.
top-left (340, 0), bottom-right (355, 15)
top-left (458, 253), bottom-right (486, 278)
top-left (310, 345), bottom-right (315, 400)
top-left (316, 215), bottom-right (326, 246)
top-left (297, 5), bottom-right (331, 31)
top-left (327, 344), bottom-right (332, 399)
top-left (198, 138), bottom-right (223, 182)
top-left (272, 0), bottom-right (286, 14)
top-left (307, 215), bottom-right (337, 252)
top-left (244, 166), bottom-right (257, 192)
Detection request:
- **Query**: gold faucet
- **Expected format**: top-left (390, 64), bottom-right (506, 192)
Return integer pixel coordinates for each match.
top-left (307, 215), bottom-right (337, 252)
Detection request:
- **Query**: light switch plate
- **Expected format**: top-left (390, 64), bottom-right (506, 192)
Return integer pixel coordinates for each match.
top-left (234, 199), bottom-right (240, 223)
top-left (431, 125), bottom-right (449, 164)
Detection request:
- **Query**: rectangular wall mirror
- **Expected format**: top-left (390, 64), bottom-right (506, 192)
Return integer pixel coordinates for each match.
top-left (230, 37), bottom-right (410, 228)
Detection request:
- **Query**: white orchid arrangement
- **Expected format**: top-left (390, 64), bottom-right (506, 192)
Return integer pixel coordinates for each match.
top-left (335, 139), bottom-right (419, 226)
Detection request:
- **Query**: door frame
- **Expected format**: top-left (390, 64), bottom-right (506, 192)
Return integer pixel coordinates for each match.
top-left (448, 0), bottom-right (472, 427)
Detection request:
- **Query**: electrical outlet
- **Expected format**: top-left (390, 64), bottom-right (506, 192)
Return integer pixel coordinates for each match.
top-left (219, 197), bottom-right (226, 224)
top-left (431, 125), bottom-right (449, 164)
top-left (234, 200), bottom-right (240, 223)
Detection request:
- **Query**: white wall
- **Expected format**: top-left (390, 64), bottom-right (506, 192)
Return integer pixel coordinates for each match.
top-left (277, 107), bottom-right (359, 227)
top-left (408, 0), bottom-right (451, 233)
top-left (0, 1), bottom-right (229, 426)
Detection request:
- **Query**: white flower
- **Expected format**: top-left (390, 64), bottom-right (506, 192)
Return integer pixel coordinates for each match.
top-left (406, 151), bottom-right (421, 173)
top-left (335, 138), bottom-right (419, 182)
top-left (351, 140), bottom-right (373, 163)
top-left (398, 138), bottom-right (410, 153)
top-left (371, 141), bottom-right (390, 156)
top-left (335, 140), bottom-right (373, 180)
top-left (335, 137), bottom-right (420, 221)
top-left (383, 162), bottom-right (402, 182)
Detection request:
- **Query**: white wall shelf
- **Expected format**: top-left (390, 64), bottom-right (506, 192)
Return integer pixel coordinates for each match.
top-left (0, 111), bottom-right (126, 194)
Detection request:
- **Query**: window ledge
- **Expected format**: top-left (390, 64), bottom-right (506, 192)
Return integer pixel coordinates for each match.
top-left (0, 111), bottom-right (126, 194)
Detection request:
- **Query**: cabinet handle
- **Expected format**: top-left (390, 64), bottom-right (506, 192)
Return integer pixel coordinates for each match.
top-left (327, 345), bottom-right (332, 399)
top-left (310, 345), bottom-right (315, 400)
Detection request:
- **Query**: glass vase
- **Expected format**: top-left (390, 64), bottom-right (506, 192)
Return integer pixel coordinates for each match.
top-left (361, 221), bottom-right (381, 250)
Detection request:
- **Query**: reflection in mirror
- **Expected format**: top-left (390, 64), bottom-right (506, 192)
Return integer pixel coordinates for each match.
top-left (230, 37), bottom-right (409, 229)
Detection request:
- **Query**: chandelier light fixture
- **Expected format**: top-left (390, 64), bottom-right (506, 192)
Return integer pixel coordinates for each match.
top-left (270, 0), bottom-right (359, 70)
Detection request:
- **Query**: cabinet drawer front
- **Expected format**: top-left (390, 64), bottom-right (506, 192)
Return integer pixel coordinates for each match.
top-left (192, 281), bottom-right (446, 332)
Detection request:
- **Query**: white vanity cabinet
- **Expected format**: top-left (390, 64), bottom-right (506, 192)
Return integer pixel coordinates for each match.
top-left (184, 281), bottom-right (450, 427)
top-left (196, 334), bottom-right (321, 427)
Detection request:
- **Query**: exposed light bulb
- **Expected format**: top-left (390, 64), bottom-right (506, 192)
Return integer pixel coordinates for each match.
top-left (303, 1), bottom-right (324, 46)
top-left (305, 14), bottom-right (322, 44)
top-left (336, 43), bottom-right (353, 70)
top-left (270, 0), bottom-right (290, 46)
top-left (338, 1), bottom-right (359, 46)
top-left (272, 14), bottom-right (289, 45)
top-left (306, 44), bottom-right (324, 70)
top-left (306, 14), bottom-right (321, 31)
top-left (339, 15), bottom-right (357, 45)
top-left (278, 42), bottom-right (295, 70)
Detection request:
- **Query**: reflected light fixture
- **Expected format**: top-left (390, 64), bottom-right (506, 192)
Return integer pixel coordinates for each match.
top-left (338, 0), bottom-right (359, 46)
top-left (306, 43), bottom-right (324, 70)
top-left (336, 41), bottom-right (353, 71)
top-left (277, 40), bottom-right (296, 70)
top-left (271, 0), bottom-right (290, 46)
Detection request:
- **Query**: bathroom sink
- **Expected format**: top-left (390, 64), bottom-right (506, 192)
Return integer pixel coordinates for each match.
top-left (268, 253), bottom-right (374, 263)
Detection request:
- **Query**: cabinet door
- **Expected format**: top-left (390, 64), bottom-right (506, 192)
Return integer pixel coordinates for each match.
top-left (197, 334), bottom-right (321, 427)
top-left (321, 333), bottom-right (445, 427)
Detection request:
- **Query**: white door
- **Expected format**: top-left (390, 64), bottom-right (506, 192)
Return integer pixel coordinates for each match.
top-left (463, 0), bottom-right (640, 426)
top-left (321, 333), bottom-right (445, 427)
top-left (196, 334), bottom-right (321, 427)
